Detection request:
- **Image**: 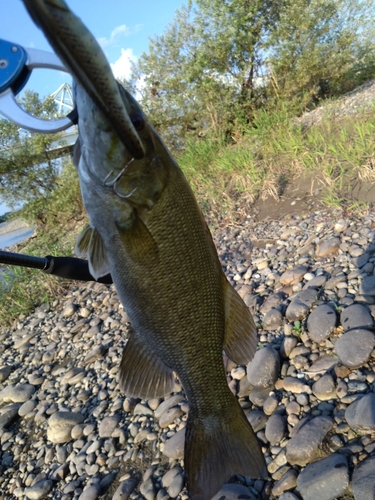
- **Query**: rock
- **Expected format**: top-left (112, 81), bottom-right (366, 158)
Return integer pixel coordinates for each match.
top-left (18, 399), bottom-right (37, 417)
top-left (334, 329), bottom-right (375, 368)
top-left (352, 455), bottom-right (375, 500)
top-left (312, 374), bottom-right (336, 401)
top-left (0, 366), bottom-right (12, 383)
top-left (278, 494), bottom-right (300, 500)
top-left (307, 305), bottom-right (337, 342)
top-left (316, 237), bottom-right (340, 257)
top-left (247, 346), bottom-right (280, 389)
top-left (304, 355), bottom-right (338, 376)
top-left (167, 473), bottom-right (184, 498)
top-left (345, 393), bottom-right (375, 435)
top-left (263, 308), bottom-right (283, 329)
top-left (340, 304), bottom-right (373, 331)
top-left (260, 292), bottom-right (287, 314)
top-left (280, 336), bottom-right (298, 358)
top-left (133, 403), bottom-right (153, 416)
top-left (24, 480), bottom-right (53, 500)
top-left (98, 415), bottom-right (120, 438)
top-left (162, 466), bottom-right (183, 488)
top-left (263, 395), bottom-right (279, 415)
top-left (282, 377), bottom-right (306, 394)
top-left (163, 428), bottom-right (185, 459)
top-left (139, 478), bottom-right (156, 500)
top-left (84, 345), bottom-right (107, 363)
top-left (272, 469), bottom-right (297, 496)
top-left (249, 387), bottom-right (271, 406)
top-left (212, 483), bottom-right (256, 500)
top-left (0, 384), bottom-right (36, 403)
top-left (13, 331), bottom-right (38, 349)
top-left (78, 485), bottom-right (100, 500)
top-left (359, 275), bottom-right (375, 296)
top-left (47, 411), bottom-right (85, 444)
top-left (155, 395), bottom-right (185, 419)
top-left (0, 404), bottom-right (21, 428)
top-left (285, 416), bottom-right (333, 466)
top-left (246, 410), bottom-right (267, 432)
top-left (285, 289), bottom-right (319, 321)
top-left (297, 454), bottom-right (349, 500)
top-left (62, 302), bottom-right (76, 317)
top-left (112, 478), bottom-right (138, 500)
top-left (280, 266), bottom-right (309, 286)
top-left (265, 413), bottom-right (286, 445)
top-left (159, 407), bottom-right (184, 428)
top-left (303, 275), bottom-right (327, 289)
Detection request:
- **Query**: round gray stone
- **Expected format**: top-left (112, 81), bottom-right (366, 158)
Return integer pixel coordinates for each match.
top-left (359, 275), bottom-right (375, 296)
top-left (307, 305), bottom-right (337, 342)
top-left (316, 237), bottom-right (340, 257)
top-left (78, 485), bottom-right (100, 500)
top-left (163, 428), bottom-right (185, 459)
top-left (263, 308), bottom-right (283, 330)
top-left (47, 411), bottom-right (85, 444)
top-left (212, 483), bottom-right (256, 500)
top-left (345, 393), bottom-right (375, 435)
top-left (0, 366), bottom-right (12, 383)
top-left (340, 304), bottom-right (373, 331)
top-left (0, 384), bottom-right (36, 403)
top-left (246, 410), bottom-right (267, 432)
top-left (312, 374), bottom-right (336, 401)
top-left (352, 455), bottom-right (375, 500)
top-left (265, 413), bottom-right (286, 445)
top-left (112, 478), bottom-right (137, 500)
top-left (334, 329), bottom-right (375, 368)
top-left (24, 480), bottom-right (53, 500)
top-left (247, 346), bottom-right (280, 389)
top-left (297, 454), bottom-right (349, 500)
top-left (286, 289), bottom-right (319, 321)
top-left (285, 416), bottom-right (333, 466)
top-left (280, 266), bottom-right (309, 286)
top-left (98, 415), bottom-right (120, 438)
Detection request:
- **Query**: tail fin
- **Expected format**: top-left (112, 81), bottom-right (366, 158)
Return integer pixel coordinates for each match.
top-left (185, 402), bottom-right (268, 500)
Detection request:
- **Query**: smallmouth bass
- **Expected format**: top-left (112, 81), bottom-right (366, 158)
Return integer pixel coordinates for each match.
top-left (22, 1), bottom-right (267, 497)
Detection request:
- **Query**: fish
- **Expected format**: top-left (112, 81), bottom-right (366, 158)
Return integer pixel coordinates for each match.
top-left (22, 1), bottom-right (268, 497)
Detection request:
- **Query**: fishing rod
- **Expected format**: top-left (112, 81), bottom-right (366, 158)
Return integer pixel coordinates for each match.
top-left (0, 250), bottom-right (113, 284)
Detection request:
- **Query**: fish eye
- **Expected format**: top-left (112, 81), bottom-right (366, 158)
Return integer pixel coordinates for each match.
top-left (131, 113), bottom-right (145, 132)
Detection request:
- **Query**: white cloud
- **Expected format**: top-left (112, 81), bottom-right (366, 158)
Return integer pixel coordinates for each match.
top-left (97, 25), bottom-right (131, 48)
top-left (110, 48), bottom-right (137, 80)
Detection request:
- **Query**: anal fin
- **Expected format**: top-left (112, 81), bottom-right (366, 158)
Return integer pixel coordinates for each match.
top-left (119, 333), bottom-right (174, 399)
top-left (222, 274), bottom-right (258, 365)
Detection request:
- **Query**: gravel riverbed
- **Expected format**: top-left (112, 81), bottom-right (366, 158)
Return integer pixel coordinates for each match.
top-left (1, 206), bottom-right (375, 500)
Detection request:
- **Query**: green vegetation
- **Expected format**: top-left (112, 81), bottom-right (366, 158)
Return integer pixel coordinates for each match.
top-left (1, 0), bottom-right (375, 324)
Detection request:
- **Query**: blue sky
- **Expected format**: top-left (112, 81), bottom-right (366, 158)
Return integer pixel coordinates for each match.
top-left (0, 0), bottom-right (185, 214)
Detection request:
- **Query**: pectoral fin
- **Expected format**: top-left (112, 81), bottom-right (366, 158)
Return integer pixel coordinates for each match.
top-left (119, 333), bottom-right (174, 399)
top-left (75, 224), bottom-right (111, 280)
top-left (115, 211), bottom-right (159, 263)
top-left (222, 275), bottom-right (258, 365)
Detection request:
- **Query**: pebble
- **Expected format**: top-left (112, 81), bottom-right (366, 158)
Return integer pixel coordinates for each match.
top-left (340, 304), bottom-right (374, 331)
top-left (112, 478), bottom-right (138, 500)
top-left (272, 469), bottom-right (297, 496)
top-left (307, 304), bottom-right (337, 342)
top-left (0, 384), bottom-right (36, 403)
top-left (265, 413), bottom-right (286, 445)
top-left (334, 328), bottom-right (375, 368)
top-left (345, 393), bottom-right (375, 434)
top-left (47, 411), bottom-right (85, 443)
top-left (297, 454), bottom-right (349, 500)
top-left (0, 365), bottom-right (12, 382)
top-left (163, 428), bottom-right (186, 459)
top-left (352, 455), bottom-right (375, 500)
top-left (247, 346), bottom-right (280, 389)
top-left (24, 480), bottom-right (53, 500)
top-left (285, 416), bottom-right (333, 465)
top-left (285, 289), bottom-right (318, 321)
top-left (316, 237), bottom-right (340, 257)
top-left (312, 374), bottom-right (336, 400)
top-left (212, 483), bottom-right (256, 500)
top-left (280, 266), bottom-right (309, 286)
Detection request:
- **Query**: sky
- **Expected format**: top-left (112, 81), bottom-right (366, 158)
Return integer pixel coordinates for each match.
top-left (0, 0), bottom-right (185, 214)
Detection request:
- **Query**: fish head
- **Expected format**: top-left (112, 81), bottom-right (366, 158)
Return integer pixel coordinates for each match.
top-left (73, 81), bottom-right (170, 211)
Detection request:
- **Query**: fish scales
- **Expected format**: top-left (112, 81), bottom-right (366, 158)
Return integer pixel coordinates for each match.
top-left (22, 1), bottom-right (268, 497)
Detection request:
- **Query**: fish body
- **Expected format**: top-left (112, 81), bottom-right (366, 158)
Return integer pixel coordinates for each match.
top-left (75, 82), bottom-right (267, 499)
top-left (22, 1), bottom-right (267, 497)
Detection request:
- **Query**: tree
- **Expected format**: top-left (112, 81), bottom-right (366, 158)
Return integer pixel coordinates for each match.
top-left (266, 0), bottom-right (375, 110)
top-left (0, 90), bottom-right (83, 226)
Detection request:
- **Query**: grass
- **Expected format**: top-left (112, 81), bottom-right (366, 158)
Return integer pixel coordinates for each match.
top-left (177, 101), bottom-right (375, 215)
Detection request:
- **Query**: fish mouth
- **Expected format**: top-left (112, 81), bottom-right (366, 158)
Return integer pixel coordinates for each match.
top-left (22, 0), bottom-right (145, 160)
